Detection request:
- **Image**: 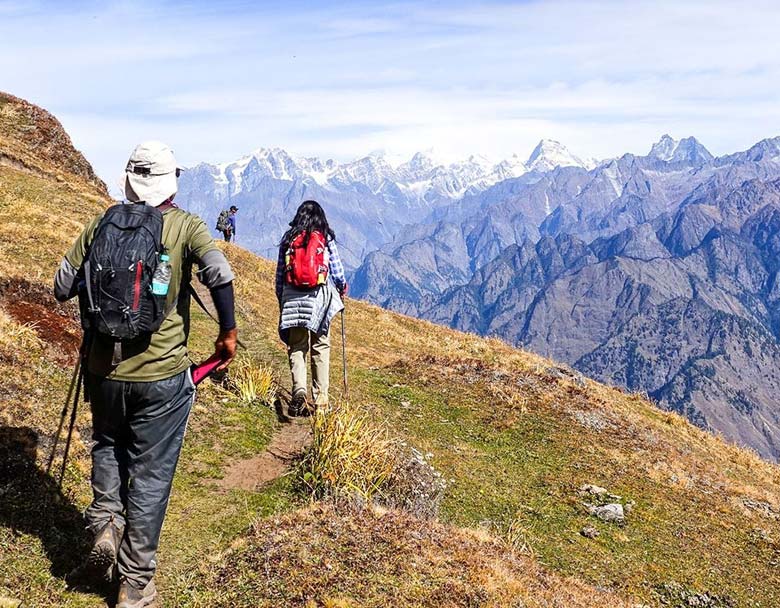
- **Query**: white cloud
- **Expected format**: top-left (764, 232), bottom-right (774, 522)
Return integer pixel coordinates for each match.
top-left (2, 0), bottom-right (779, 181)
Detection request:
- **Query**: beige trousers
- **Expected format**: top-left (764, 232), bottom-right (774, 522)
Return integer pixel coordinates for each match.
top-left (287, 327), bottom-right (331, 404)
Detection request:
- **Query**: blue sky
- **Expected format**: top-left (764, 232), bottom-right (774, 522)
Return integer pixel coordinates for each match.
top-left (1, 0), bottom-right (779, 184)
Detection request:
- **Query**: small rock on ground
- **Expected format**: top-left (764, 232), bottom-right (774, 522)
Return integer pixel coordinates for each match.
top-left (580, 526), bottom-right (600, 539)
top-left (587, 503), bottom-right (625, 524)
top-left (580, 484), bottom-right (608, 496)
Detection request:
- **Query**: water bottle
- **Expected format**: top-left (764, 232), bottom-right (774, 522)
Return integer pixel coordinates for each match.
top-left (151, 253), bottom-right (172, 296)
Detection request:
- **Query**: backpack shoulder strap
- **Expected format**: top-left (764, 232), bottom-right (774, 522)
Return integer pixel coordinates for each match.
top-left (188, 283), bottom-right (246, 349)
top-left (189, 283), bottom-right (218, 324)
top-left (83, 260), bottom-right (97, 313)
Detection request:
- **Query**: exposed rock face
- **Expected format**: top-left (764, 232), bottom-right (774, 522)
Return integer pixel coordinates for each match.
top-left (352, 138), bottom-right (780, 461)
top-left (350, 222), bottom-right (471, 315)
top-left (649, 134), bottom-right (714, 165)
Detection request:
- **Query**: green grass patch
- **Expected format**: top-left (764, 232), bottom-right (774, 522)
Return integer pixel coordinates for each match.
top-left (348, 363), bottom-right (780, 606)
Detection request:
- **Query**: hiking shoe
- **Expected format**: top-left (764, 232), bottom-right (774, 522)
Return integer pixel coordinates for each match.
top-left (288, 392), bottom-right (309, 417)
top-left (117, 578), bottom-right (158, 608)
top-left (67, 518), bottom-right (124, 586)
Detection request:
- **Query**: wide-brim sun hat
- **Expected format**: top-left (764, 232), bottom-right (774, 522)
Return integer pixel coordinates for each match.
top-left (124, 140), bottom-right (181, 207)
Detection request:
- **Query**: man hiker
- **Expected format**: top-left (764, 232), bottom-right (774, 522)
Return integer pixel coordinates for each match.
top-left (216, 205), bottom-right (238, 242)
top-left (276, 200), bottom-right (347, 416)
top-left (54, 141), bottom-right (238, 608)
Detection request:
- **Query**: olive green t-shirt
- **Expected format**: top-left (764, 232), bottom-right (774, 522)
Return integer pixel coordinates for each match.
top-left (66, 206), bottom-right (220, 382)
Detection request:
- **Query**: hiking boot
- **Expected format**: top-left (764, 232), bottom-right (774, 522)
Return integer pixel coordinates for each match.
top-left (67, 518), bottom-right (124, 586)
top-left (288, 392), bottom-right (309, 417)
top-left (117, 578), bottom-right (158, 608)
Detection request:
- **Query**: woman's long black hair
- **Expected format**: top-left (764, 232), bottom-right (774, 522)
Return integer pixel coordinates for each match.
top-left (281, 200), bottom-right (336, 247)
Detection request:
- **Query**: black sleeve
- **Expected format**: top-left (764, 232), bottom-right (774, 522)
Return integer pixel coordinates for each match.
top-left (210, 281), bottom-right (236, 331)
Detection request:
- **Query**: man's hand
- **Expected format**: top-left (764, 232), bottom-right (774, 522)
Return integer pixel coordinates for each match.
top-left (339, 282), bottom-right (348, 297)
top-left (214, 327), bottom-right (238, 371)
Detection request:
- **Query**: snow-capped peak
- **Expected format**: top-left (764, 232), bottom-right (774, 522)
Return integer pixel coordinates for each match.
top-left (492, 154), bottom-right (527, 181)
top-left (648, 135), bottom-right (713, 164)
top-left (202, 141), bottom-right (602, 202)
top-left (333, 154), bottom-right (397, 192)
top-left (526, 139), bottom-right (587, 172)
top-left (648, 134), bottom-right (679, 161)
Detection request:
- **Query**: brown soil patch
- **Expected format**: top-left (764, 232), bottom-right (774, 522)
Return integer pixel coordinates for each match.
top-left (216, 420), bottom-right (312, 491)
top-left (0, 278), bottom-right (81, 364)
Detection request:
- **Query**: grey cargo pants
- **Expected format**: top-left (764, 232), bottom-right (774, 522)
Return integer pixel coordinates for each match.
top-left (84, 368), bottom-right (194, 587)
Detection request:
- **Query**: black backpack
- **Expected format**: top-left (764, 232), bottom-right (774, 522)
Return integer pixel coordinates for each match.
top-left (81, 204), bottom-right (167, 349)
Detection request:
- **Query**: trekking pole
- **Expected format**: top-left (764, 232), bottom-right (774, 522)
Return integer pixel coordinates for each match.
top-left (58, 365), bottom-right (84, 488)
top-left (341, 310), bottom-right (349, 400)
top-left (46, 356), bottom-right (81, 475)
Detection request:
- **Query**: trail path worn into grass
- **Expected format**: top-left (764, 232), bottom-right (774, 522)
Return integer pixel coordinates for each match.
top-left (190, 282), bottom-right (314, 491)
top-left (216, 420), bottom-right (311, 491)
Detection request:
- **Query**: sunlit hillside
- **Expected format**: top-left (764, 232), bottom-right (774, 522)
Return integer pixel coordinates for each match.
top-left (1, 92), bottom-right (779, 608)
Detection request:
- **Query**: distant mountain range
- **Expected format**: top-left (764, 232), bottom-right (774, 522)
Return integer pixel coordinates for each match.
top-left (176, 139), bottom-right (592, 267)
top-left (177, 135), bottom-right (780, 461)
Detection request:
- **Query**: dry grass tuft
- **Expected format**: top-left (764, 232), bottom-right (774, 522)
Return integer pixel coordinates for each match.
top-left (297, 402), bottom-right (446, 517)
top-left (298, 402), bottom-right (397, 503)
top-left (503, 518), bottom-right (537, 556)
top-left (228, 354), bottom-right (277, 406)
top-left (0, 308), bottom-right (43, 361)
top-left (298, 403), bottom-right (446, 518)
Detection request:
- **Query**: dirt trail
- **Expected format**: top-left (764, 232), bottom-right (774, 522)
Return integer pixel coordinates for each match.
top-left (191, 283), bottom-right (311, 491)
top-left (216, 420), bottom-right (312, 491)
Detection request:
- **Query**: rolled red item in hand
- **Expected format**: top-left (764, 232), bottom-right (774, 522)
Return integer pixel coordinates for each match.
top-left (191, 353), bottom-right (226, 385)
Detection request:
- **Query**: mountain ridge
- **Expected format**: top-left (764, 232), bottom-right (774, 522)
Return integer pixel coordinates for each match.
top-left (173, 131), bottom-right (780, 459)
top-left (185, 137), bottom-right (594, 202)
top-left (349, 136), bottom-right (780, 461)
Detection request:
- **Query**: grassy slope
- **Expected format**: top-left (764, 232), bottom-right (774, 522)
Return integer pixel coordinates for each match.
top-left (213, 246), bottom-right (780, 607)
top-left (1, 95), bottom-right (780, 606)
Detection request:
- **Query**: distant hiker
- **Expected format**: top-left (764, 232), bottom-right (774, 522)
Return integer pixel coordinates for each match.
top-left (216, 205), bottom-right (238, 242)
top-left (276, 200), bottom-right (347, 416)
top-left (54, 141), bottom-right (237, 608)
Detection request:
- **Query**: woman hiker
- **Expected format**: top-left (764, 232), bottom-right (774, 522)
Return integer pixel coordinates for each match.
top-left (276, 200), bottom-right (348, 416)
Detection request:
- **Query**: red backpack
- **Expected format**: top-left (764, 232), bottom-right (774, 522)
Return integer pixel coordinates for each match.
top-left (284, 230), bottom-right (329, 288)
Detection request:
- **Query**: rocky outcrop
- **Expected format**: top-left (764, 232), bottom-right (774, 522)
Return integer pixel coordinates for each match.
top-left (0, 92), bottom-right (106, 193)
top-left (373, 155), bottom-right (780, 460)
